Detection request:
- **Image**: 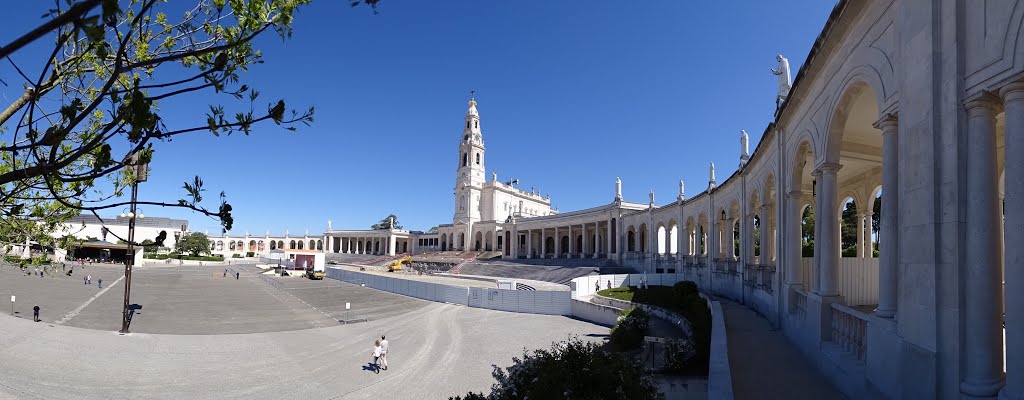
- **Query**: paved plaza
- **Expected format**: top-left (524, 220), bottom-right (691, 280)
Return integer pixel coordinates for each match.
top-left (0, 262), bottom-right (607, 399)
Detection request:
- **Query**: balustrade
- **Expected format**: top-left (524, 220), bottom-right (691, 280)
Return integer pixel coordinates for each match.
top-left (830, 303), bottom-right (869, 361)
top-left (758, 265), bottom-right (775, 293)
top-left (744, 264), bottom-right (758, 286)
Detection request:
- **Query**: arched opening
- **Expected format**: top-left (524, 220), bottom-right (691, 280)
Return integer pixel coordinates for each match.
top-left (216, 241), bottom-right (223, 251)
top-left (277, 240), bottom-right (284, 250)
top-left (753, 215), bottom-right (761, 258)
top-left (545, 236), bottom-right (555, 256)
top-left (484, 231), bottom-right (493, 251)
top-left (474, 231), bottom-right (482, 251)
top-left (638, 224), bottom-right (647, 253)
top-left (249, 240), bottom-right (256, 252)
top-left (626, 226), bottom-right (635, 252)
top-left (317, 240), bottom-right (323, 251)
top-left (297, 241), bottom-right (304, 250)
top-left (560, 235), bottom-right (569, 256)
top-left (733, 219), bottom-right (740, 258)
top-left (669, 222), bottom-right (678, 254)
top-left (289, 240), bottom-right (296, 250)
top-left (840, 197), bottom-right (858, 257)
top-left (458, 233), bottom-right (465, 250)
top-left (462, 153), bottom-right (467, 167)
top-left (258, 240), bottom-right (265, 251)
top-left (656, 225), bottom-right (667, 254)
top-left (270, 240), bottom-right (277, 250)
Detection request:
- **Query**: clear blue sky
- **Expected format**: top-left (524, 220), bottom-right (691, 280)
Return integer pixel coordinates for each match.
top-left (1, 1), bottom-right (836, 235)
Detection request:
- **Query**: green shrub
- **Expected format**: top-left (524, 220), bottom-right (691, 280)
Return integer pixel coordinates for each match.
top-left (663, 337), bottom-right (697, 373)
top-left (246, 251), bottom-right (255, 257)
top-left (231, 253), bottom-right (242, 258)
top-left (451, 337), bottom-right (664, 400)
top-left (610, 307), bottom-right (650, 351)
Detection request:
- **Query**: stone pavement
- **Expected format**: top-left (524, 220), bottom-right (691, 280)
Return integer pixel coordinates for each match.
top-left (0, 302), bottom-right (607, 399)
top-left (720, 300), bottom-right (846, 400)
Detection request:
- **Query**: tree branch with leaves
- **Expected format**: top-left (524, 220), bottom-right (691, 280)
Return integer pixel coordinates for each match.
top-left (1, 0), bottom-right (379, 247)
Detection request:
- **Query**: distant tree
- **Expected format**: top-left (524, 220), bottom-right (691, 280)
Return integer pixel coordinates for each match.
top-left (371, 214), bottom-right (402, 230)
top-left (428, 226), bottom-right (439, 233)
top-left (450, 337), bottom-right (663, 400)
top-left (872, 196), bottom-right (881, 251)
top-left (174, 232), bottom-right (210, 257)
top-left (840, 201), bottom-right (858, 256)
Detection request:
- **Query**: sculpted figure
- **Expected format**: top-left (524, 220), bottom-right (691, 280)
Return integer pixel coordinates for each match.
top-left (771, 54), bottom-right (792, 108)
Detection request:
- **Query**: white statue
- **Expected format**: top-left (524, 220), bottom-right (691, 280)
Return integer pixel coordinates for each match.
top-left (679, 180), bottom-right (685, 197)
top-left (492, 172), bottom-right (497, 182)
top-left (772, 55), bottom-right (792, 108)
top-left (327, 220), bottom-right (333, 232)
top-left (649, 190), bottom-right (655, 205)
top-left (709, 162), bottom-right (717, 190)
top-left (615, 177), bottom-right (623, 200)
top-left (740, 130), bottom-right (750, 166)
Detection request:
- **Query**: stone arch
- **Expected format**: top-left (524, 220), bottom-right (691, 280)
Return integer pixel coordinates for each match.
top-left (824, 76), bottom-right (884, 165)
top-left (270, 240), bottom-right (276, 250)
top-left (484, 231), bottom-right (493, 251)
top-left (277, 240), bottom-right (284, 250)
top-left (685, 216), bottom-right (696, 255)
top-left (258, 240), bottom-right (265, 251)
top-left (474, 231), bottom-right (483, 251)
top-left (440, 233), bottom-right (447, 251)
top-left (317, 240), bottom-right (323, 251)
top-left (289, 240), bottom-right (296, 249)
top-left (697, 213), bottom-right (708, 255)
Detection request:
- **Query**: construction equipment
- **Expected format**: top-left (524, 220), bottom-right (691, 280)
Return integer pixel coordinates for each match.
top-left (305, 264), bottom-right (324, 280)
top-left (389, 256), bottom-right (411, 272)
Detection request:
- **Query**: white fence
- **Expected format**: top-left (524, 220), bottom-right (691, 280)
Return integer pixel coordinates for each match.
top-left (325, 267), bottom-right (570, 315)
top-left (570, 273), bottom-right (689, 299)
top-left (799, 257), bottom-right (879, 306)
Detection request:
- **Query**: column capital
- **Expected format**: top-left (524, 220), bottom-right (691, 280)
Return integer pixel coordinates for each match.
top-left (999, 80), bottom-right (1024, 103)
top-left (872, 112), bottom-right (899, 131)
top-left (813, 162), bottom-right (842, 175)
top-left (964, 92), bottom-right (1002, 115)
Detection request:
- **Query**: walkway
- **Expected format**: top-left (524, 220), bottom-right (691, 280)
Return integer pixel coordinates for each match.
top-left (720, 300), bottom-right (845, 400)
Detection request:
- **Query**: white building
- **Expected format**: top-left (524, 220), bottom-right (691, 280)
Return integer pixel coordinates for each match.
top-left (58, 214), bottom-right (189, 250)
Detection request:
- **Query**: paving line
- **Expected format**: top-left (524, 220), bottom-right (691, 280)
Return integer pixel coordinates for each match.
top-left (54, 275), bottom-right (125, 325)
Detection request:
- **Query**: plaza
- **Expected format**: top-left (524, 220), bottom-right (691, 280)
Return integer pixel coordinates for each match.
top-left (0, 263), bottom-right (606, 399)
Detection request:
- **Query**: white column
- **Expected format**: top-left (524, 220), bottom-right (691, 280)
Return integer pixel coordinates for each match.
top-left (864, 211), bottom-right (874, 257)
top-left (816, 163), bottom-right (840, 296)
top-left (568, 225), bottom-right (575, 257)
top-left (874, 114), bottom-right (899, 318)
top-left (540, 228), bottom-right (547, 257)
top-left (554, 226), bottom-right (560, 257)
top-left (960, 97), bottom-right (1006, 398)
top-left (594, 222), bottom-right (601, 258)
top-left (607, 218), bottom-right (613, 258)
top-left (1002, 82), bottom-right (1024, 400)
top-left (527, 230), bottom-right (533, 258)
top-left (856, 213), bottom-right (865, 258)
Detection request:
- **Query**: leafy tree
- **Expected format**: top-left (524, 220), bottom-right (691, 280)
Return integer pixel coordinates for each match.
top-left (450, 337), bottom-right (664, 400)
top-left (801, 206), bottom-right (815, 257)
top-left (174, 232), bottom-right (210, 257)
top-left (752, 215), bottom-right (761, 257)
top-left (1, 0), bottom-right (379, 248)
top-left (427, 226), bottom-right (439, 233)
top-left (371, 214), bottom-right (401, 230)
top-left (840, 200), bottom-right (858, 256)
top-left (872, 196), bottom-right (881, 251)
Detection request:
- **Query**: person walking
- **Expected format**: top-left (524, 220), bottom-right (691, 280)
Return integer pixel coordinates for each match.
top-left (371, 340), bottom-right (383, 374)
top-left (98, 278), bottom-right (103, 289)
top-left (223, 269), bottom-right (227, 278)
top-left (83, 275), bottom-right (87, 285)
top-left (380, 335), bottom-right (390, 371)
top-left (86, 275), bottom-right (92, 285)
top-left (33, 305), bottom-right (40, 322)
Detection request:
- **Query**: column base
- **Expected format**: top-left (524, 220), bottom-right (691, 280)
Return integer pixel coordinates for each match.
top-left (961, 377), bottom-right (1006, 398)
top-left (873, 307), bottom-right (896, 318)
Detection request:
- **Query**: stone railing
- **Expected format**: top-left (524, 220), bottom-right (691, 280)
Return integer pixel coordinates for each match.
top-left (830, 303), bottom-right (869, 361)
top-left (757, 265), bottom-right (775, 294)
top-left (743, 264), bottom-right (758, 286)
top-left (790, 289), bottom-right (808, 321)
top-left (696, 255), bottom-right (708, 268)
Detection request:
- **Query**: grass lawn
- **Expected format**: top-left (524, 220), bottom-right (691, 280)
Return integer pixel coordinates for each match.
top-left (598, 285), bottom-right (677, 308)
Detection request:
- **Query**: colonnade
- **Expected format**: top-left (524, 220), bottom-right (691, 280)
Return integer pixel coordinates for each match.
top-left (510, 219), bottom-right (614, 259)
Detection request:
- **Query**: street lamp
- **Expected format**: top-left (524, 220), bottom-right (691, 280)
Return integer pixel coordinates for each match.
top-left (119, 151), bottom-right (148, 334)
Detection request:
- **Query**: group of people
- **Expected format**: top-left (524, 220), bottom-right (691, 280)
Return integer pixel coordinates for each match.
top-left (370, 335), bottom-right (390, 374)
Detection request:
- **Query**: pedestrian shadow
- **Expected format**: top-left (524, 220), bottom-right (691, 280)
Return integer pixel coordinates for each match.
top-left (361, 363), bottom-right (380, 373)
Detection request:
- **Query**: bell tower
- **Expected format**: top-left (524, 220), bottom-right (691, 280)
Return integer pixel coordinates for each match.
top-left (454, 96), bottom-right (485, 225)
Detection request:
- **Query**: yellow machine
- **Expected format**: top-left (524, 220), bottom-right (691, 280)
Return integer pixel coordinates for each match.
top-left (389, 256), bottom-right (411, 272)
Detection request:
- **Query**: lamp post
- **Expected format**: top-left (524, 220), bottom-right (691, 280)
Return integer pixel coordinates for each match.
top-left (119, 152), bottom-right (148, 334)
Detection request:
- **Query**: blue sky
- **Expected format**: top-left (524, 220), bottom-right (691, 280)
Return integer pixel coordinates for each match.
top-left (1, 1), bottom-right (836, 235)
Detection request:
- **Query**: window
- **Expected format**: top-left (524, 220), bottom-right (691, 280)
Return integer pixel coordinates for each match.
top-left (475, 153), bottom-right (480, 165)
top-left (474, 121), bottom-right (478, 129)
top-left (466, 121), bottom-right (471, 129)
top-left (462, 153), bottom-right (467, 167)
